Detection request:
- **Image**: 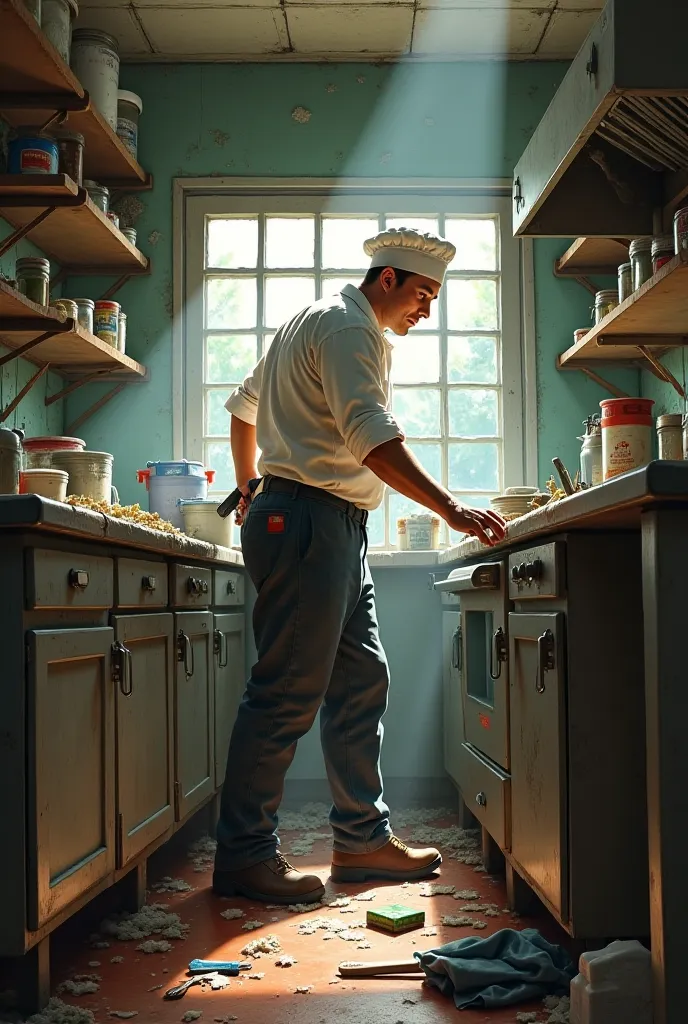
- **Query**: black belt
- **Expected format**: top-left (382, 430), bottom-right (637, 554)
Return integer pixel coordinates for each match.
top-left (260, 475), bottom-right (369, 527)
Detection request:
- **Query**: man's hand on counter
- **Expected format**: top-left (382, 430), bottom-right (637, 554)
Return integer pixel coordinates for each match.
top-left (444, 500), bottom-right (507, 548)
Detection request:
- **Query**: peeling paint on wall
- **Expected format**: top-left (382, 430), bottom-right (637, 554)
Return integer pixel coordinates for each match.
top-left (326, 83), bottom-right (337, 93)
top-left (147, 231), bottom-right (162, 247)
top-left (292, 106), bottom-right (311, 124)
top-left (209, 129), bottom-right (230, 146)
top-left (113, 196), bottom-right (145, 228)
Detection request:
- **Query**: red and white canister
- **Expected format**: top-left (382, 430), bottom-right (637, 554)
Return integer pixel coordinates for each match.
top-left (600, 398), bottom-right (654, 480)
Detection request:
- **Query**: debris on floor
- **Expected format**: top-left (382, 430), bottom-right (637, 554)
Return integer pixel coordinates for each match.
top-left (285, 901), bottom-right (325, 914)
top-left (181, 1011), bottom-right (202, 1023)
top-left (187, 835), bottom-right (217, 872)
top-left (25, 998), bottom-right (95, 1024)
top-left (247, 974), bottom-right (264, 981)
top-left (420, 884), bottom-right (455, 897)
top-left (240, 921), bottom-right (264, 932)
top-left (286, 832), bottom-right (329, 856)
top-left (274, 956), bottom-right (297, 968)
top-left (56, 977), bottom-right (101, 997)
top-left (151, 878), bottom-right (194, 894)
top-left (454, 890), bottom-right (480, 900)
top-left (99, 905), bottom-right (189, 942)
top-left (109, 957), bottom-right (124, 965)
top-left (353, 891), bottom-right (376, 901)
top-left (219, 909), bottom-right (245, 921)
top-left (543, 994), bottom-right (570, 1023)
top-left (515, 1013), bottom-right (538, 1023)
top-left (293, 986), bottom-right (313, 994)
top-left (328, 897), bottom-right (351, 908)
top-left (440, 914), bottom-right (487, 929)
top-left (241, 935), bottom-right (281, 958)
top-left (109, 1013), bottom-right (138, 1019)
top-left (136, 940), bottom-right (173, 954)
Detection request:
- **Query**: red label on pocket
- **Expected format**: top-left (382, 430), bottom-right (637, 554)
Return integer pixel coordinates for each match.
top-left (267, 514), bottom-right (285, 533)
top-left (479, 714), bottom-right (491, 730)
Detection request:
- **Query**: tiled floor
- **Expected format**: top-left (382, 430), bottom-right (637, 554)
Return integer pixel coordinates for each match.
top-left (14, 811), bottom-right (571, 1024)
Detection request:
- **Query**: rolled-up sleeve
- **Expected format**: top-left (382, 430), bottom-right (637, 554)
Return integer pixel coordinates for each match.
top-left (317, 326), bottom-right (404, 465)
top-left (224, 358), bottom-right (264, 426)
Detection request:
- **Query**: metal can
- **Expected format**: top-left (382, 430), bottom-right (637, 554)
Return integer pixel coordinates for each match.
top-left (651, 235), bottom-right (674, 274)
top-left (7, 128), bottom-right (58, 174)
top-left (657, 414), bottom-right (683, 460)
top-left (629, 238), bottom-right (653, 290)
top-left (70, 29), bottom-right (120, 130)
top-left (73, 297), bottom-right (95, 333)
top-left (600, 398), bottom-right (655, 480)
top-left (94, 299), bottom-right (120, 345)
top-left (673, 207), bottom-right (688, 257)
top-left (594, 289), bottom-right (618, 324)
top-left (618, 262), bottom-right (633, 302)
top-left (579, 418), bottom-right (602, 487)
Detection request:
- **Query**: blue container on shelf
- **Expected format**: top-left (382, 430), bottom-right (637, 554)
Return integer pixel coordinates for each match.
top-left (137, 460), bottom-right (215, 529)
top-left (8, 129), bottom-right (59, 174)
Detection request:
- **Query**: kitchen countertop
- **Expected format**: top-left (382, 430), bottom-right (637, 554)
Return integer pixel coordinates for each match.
top-left (0, 494), bottom-right (244, 566)
top-left (4, 463), bottom-right (688, 571)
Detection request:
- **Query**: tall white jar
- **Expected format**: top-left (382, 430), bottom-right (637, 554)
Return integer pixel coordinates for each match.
top-left (70, 29), bottom-right (120, 130)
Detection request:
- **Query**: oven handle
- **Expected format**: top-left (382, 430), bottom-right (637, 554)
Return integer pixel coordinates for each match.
top-left (489, 626), bottom-right (507, 680)
top-left (433, 563), bottom-right (501, 593)
top-left (452, 625), bottom-right (463, 670)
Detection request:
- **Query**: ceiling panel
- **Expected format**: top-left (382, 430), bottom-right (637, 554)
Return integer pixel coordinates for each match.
top-left (412, 7), bottom-right (548, 55)
top-left (287, 5), bottom-right (414, 53)
top-left (537, 8), bottom-right (598, 57)
top-left (75, 7), bottom-right (152, 52)
top-left (137, 6), bottom-right (289, 54)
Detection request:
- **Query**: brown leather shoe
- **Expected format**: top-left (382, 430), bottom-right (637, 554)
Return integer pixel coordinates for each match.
top-left (212, 853), bottom-right (325, 905)
top-left (330, 835), bottom-right (442, 883)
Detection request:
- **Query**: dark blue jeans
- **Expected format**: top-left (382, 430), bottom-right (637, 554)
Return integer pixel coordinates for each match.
top-left (215, 488), bottom-right (392, 871)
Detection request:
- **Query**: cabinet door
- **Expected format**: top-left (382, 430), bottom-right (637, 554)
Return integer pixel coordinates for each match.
top-left (462, 591), bottom-right (510, 771)
top-left (509, 612), bottom-right (567, 921)
top-left (174, 611), bottom-right (214, 820)
top-left (27, 627), bottom-right (115, 929)
top-left (112, 613), bottom-right (175, 867)
top-left (441, 610), bottom-right (463, 786)
top-left (213, 613), bottom-right (246, 788)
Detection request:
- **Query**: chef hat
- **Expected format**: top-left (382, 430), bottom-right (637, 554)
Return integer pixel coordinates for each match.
top-left (363, 227), bottom-right (456, 285)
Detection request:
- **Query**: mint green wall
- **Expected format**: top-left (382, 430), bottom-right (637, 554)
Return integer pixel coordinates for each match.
top-left (0, 230), bottom-right (64, 436)
top-left (63, 60), bottom-right (631, 502)
top-left (642, 358), bottom-right (685, 442)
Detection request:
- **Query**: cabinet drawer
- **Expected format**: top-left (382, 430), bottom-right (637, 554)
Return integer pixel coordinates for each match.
top-left (508, 542), bottom-right (563, 600)
top-left (26, 548), bottom-right (113, 610)
top-left (116, 558), bottom-right (168, 608)
top-left (214, 569), bottom-right (244, 607)
top-left (459, 742), bottom-right (511, 851)
top-left (170, 563), bottom-right (212, 608)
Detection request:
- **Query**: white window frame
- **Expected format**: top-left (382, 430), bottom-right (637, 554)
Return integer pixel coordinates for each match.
top-left (173, 177), bottom-right (538, 545)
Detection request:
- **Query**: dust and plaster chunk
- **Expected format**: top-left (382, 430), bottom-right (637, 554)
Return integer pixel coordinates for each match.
top-left (241, 920), bottom-right (265, 932)
top-left (543, 995), bottom-right (570, 1023)
top-left (248, 973), bottom-right (265, 981)
top-left (420, 884), bottom-right (455, 897)
top-left (275, 955), bottom-right (297, 968)
top-left (291, 107), bottom-right (311, 124)
top-left (26, 999), bottom-right (96, 1024)
top-left (181, 1012), bottom-right (202, 1023)
top-left (151, 877), bottom-right (193, 894)
top-left (454, 889), bottom-right (480, 900)
top-left (109, 1014), bottom-right (138, 1019)
top-left (86, 962), bottom-right (100, 968)
top-left (110, 957), bottom-right (124, 964)
top-left (515, 1014), bottom-right (538, 1023)
top-left (286, 901), bottom-right (326, 914)
top-left (420, 928), bottom-right (438, 937)
top-left (287, 832), bottom-right (329, 856)
top-left (293, 986), bottom-right (313, 994)
top-left (57, 976), bottom-right (101, 996)
top-left (99, 904), bottom-right (189, 942)
top-left (136, 940), bottom-right (172, 954)
top-left (328, 897), bottom-right (351, 908)
top-left (220, 908), bottom-right (245, 921)
top-left (440, 914), bottom-right (481, 927)
top-left (354, 892), bottom-right (376, 902)
top-left (187, 835), bottom-right (217, 872)
top-left (241, 934), bottom-right (281, 957)
top-left (88, 936), bottom-right (110, 950)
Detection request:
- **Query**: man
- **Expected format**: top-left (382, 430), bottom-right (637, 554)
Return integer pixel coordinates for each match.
top-left (213, 226), bottom-right (507, 906)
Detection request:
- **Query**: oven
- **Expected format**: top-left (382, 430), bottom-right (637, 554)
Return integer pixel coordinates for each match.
top-left (435, 561), bottom-right (510, 771)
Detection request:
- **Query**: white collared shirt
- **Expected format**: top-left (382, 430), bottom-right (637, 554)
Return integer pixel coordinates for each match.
top-left (225, 284), bottom-right (404, 510)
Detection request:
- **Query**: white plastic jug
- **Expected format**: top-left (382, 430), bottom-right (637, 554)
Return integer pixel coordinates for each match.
top-left (569, 939), bottom-right (652, 1024)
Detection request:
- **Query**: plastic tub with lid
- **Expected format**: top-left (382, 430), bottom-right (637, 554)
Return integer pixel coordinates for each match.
top-left (397, 513), bottom-right (441, 551)
top-left (20, 468), bottom-right (69, 501)
top-left (51, 449), bottom-right (113, 502)
top-left (70, 29), bottom-right (120, 130)
top-left (137, 460), bottom-right (215, 529)
top-left (116, 90), bottom-right (143, 160)
top-left (41, 0), bottom-right (79, 63)
top-left (179, 498), bottom-right (231, 547)
top-left (23, 434), bottom-right (85, 469)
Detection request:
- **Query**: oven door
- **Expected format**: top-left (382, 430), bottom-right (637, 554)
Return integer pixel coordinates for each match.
top-left (435, 563), bottom-right (509, 770)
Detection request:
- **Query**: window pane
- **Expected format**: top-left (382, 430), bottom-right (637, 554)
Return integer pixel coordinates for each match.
top-left (392, 336), bottom-right (440, 384)
top-left (409, 442), bottom-right (442, 481)
top-left (205, 441), bottom-right (234, 492)
top-left (205, 389), bottom-right (232, 436)
top-left (408, 298), bottom-right (439, 331)
top-left (266, 217), bottom-right (315, 268)
top-left (446, 279), bottom-right (498, 331)
top-left (263, 334), bottom-right (275, 354)
top-left (447, 336), bottom-right (498, 383)
top-left (366, 506), bottom-right (385, 547)
top-left (393, 388), bottom-right (441, 437)
top-left (448, 388), bottom-right (499, 437)
top-left (265, 276), bottom-right (315, 329)
top-left (449, 443), bottom-right (499, 491)
top-left (322, 218), bottom-right (378, 269)
top-left (385, 217), bottom-right (439, 236)
top-left (322, 276), bottom-right (361, 297)
top-left (207, 218), bottom-right (258, 269)
top-left (206, 277), bottom-right (257, 329)
top-left (205, 335), bottom-right (257, 384)
top-left (444, 218), bottom-right (497, 271)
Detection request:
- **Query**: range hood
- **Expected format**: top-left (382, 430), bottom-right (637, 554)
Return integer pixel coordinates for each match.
top-left (512, 0), bottom-right (688, 238)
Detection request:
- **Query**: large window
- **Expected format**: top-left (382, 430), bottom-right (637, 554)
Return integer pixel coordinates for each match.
top-left (179, 184), bottom-right (531, 548)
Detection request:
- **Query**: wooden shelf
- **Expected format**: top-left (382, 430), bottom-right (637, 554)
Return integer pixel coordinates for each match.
top-left (0, 0), bottom-right (150, 189)
top-left (559, 254), bottom-right (688, 366)
top-left (556, 237), bottom-right (631, 277)
top-left (0, 176), bottom-right (148, 274)
top-left (0, 280), bottom-right (146, 379)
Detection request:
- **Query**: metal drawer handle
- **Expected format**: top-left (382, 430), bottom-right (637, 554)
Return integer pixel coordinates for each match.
top-left (536, 629), bottom-right (555, 694)
top-left (214, 629), bottom-right (228, 667)
top-left (142, 575), bottom-right (157, 591)
top-left (113, 640), bottom-right (133, 697)
top-left (475, 792), bottom-right (487, 808)
top-left (489, 627), bottom-right (507, 680)
top-left (69, 569), bottom-right (89, 589)
top-left (178, 631), bottom-right (195, 678)
top-left (187, 576), bottom-right (208, 596)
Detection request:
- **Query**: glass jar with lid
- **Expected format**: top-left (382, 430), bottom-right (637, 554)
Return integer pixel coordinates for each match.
top-left (594, 290), bottom-right (618, 324)
top-left (629, 238), bottom-right (653, 290)
top-left (657, 414), bottom-right (684, 460)
top-left (651, 235), bottom-right (674, 274)
top-left (16, 257), bottom-right (51, 306)
top-left (618, 262), bottom-right (633, 302)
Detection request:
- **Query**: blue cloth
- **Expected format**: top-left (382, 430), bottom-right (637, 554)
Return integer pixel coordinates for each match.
top-left (215, 487), bottom-right (393, 871)
top-left (414, 928), bottom-right (575, 1009)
